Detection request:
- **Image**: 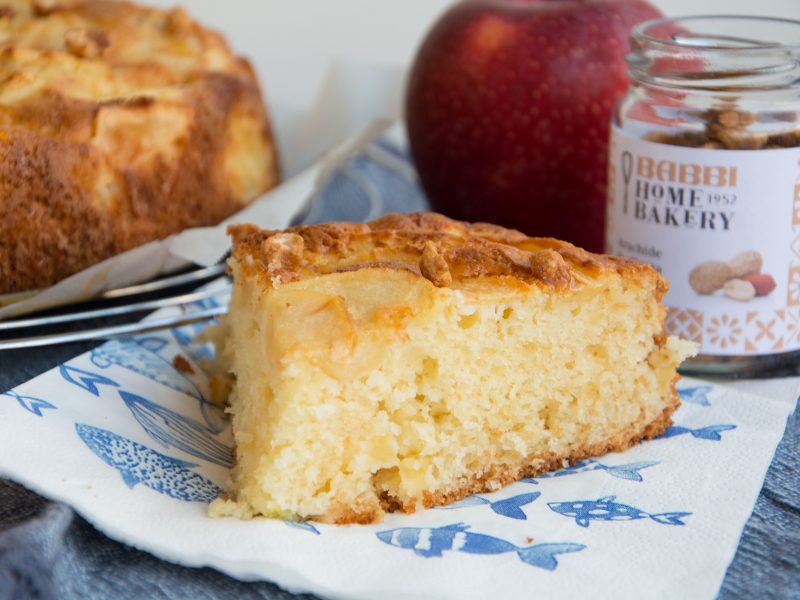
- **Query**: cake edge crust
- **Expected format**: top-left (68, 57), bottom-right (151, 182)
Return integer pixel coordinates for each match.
top-left (227, 211), bottom-right (667, 296)
top-left (320, 375), bottom-right (680, 524)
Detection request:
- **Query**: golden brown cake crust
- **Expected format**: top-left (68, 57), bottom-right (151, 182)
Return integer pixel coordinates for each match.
top-left (315, 390), bottom-right (680, 524)
top-left (0, 0), bottom-right (279, 294)
top-left (320, 382), bottom-right (680, 524)
top-left (229, 212), bottom-right (667, 297)
top-left (416, 381), bottom-right (679, 515)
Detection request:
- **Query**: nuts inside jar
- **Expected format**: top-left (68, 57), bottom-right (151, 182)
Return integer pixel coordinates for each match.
top-left (645, 104), bottom-right (800, 150)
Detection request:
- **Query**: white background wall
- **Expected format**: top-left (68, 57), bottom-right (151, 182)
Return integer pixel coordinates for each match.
top-left (145, 0), bottom-right (798, 111)
top-left (141, 0), bottom-right (799, 173)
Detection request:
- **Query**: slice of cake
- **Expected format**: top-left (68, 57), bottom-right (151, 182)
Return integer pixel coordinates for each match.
top-left (211, 213), bottom-right (696, 524)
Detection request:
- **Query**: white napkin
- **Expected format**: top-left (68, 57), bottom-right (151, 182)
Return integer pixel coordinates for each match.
top-left (0, 287), bottom-right (796, 600)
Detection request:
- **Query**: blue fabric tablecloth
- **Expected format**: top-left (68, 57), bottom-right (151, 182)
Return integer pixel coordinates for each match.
top-left (1, 137), bottom-right (798, 599)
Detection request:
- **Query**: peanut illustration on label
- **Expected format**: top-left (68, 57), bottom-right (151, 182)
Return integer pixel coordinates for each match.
top-left (689, 251), bottom-right (775, 302)
top-left (689, 261), bottom-right (733, 294)
top-left (741, 273), bottom-right (776, 297)
top-left (722, 279), bottom-right (756, 302)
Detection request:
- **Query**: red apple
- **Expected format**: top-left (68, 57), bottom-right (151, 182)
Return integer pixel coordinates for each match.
top-left (406, 0), bottom-right (663, 252)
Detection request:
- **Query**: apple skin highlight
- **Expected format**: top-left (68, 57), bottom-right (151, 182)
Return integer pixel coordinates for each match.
top-left (405, 0), bottom-right (663, 253)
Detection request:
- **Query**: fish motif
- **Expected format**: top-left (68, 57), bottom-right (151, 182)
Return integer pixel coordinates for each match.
top-left (284, 521), bottom-right (321, 535)
top-left (437, 492), bottom-right (540, 520)
top-left (678, 385), bottom-right (713, 406)
top-left (136, 336), bottom-right (169, 354)
top-left (171, 326), bottom-right (215, 363)
top-left (548, 495), bottom-right (690, 528)
top-left (2, 389), bottom-right (56, 417)
top-left (91, 338), bottom-right (201, 398)
top-left (75, 423), bottom-right (220, 503)
top-left (120, 391), bottom-right (233, 468)
top-left (523, 459), bottom-right (659, 484)
top-left (376, 523), bottom-right (585, 570)
top-left (89, 337), bottom-right (227, 433)
top-left (171, 300), bottom-right (220, 364)
top-left (60, 364), bottom-right (120, 397)
top-left (660, 424), bottom-right (736, 441)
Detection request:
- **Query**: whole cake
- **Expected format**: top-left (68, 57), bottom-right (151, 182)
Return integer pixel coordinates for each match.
top-left (0, 0), bottom-right (279, 294)
top-left (211, 213), bottom-right (696, 524)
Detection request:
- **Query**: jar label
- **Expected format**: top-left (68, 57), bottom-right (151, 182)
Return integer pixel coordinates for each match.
top-left (607, 125), bottom-right (800, 356)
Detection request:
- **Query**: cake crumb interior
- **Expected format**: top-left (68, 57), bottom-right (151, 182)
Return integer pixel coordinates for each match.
top-left (211, 260), bottom-right (694, 523)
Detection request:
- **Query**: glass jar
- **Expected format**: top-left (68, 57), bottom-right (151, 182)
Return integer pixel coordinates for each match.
top-left (606, 16), bottom-right (800, 376)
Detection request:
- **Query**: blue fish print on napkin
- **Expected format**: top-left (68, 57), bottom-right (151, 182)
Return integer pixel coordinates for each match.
top-left (60, 364), bottom-right (120, 396)
top-left (90, 338), bottom-right (200, 398)
top-left (437, 492), bottom-right (540, 520)
top-left (120, 391), bottom-right (233, 468)
top-left (678, 385), bottom-right (713, 406)
top-left (75, 423), bottom-right (220, 502)
top-left (284, 521), bottom-right (321, 535)
top-left (524, 459), bottom-right (659, 484)
top-left (660, 424), bottom-right (736, 441)
top-left (89, 337), bottom-right (226, 433)
top-left (171, 328), bottom-right (215, 363)
top-left (2, 389), bottom-right (56, 417)
top-left (548, 495), bottom-right (690, 527)
top-left (376, 523), bottom-right (584, 570)
top-left (171, 299), bottom-right (221, 363)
